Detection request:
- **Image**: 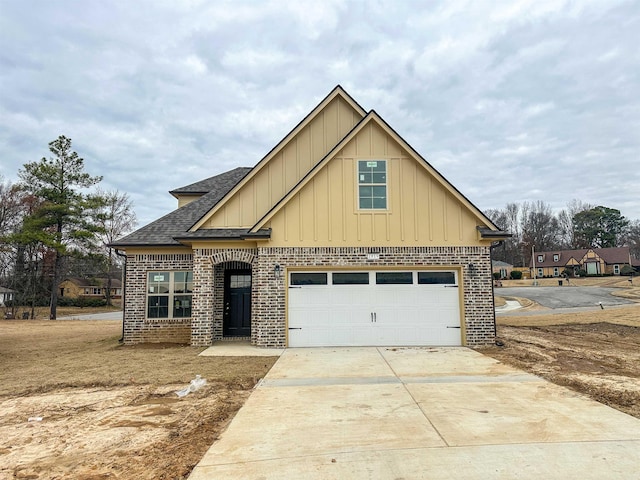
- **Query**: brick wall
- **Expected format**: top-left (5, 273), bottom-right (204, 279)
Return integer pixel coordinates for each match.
top-left (253, 246), bottom-right (495, 348)
top-left (124, 246), bottom-right (495, 348)
top-left (123, 253), bottom-right (193, 344)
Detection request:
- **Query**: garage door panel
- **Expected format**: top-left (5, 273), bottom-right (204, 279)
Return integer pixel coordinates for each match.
top-left (288, 271), bottom-right (462, 347)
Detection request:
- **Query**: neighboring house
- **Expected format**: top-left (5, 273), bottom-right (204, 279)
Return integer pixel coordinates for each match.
top-left (0, 286), bottom-right (15, 306)
top-left (491, 260), bottom-right (513, 279)
top-left (111, 86), bottom-right (509, 348)
top-left (59, 278), bottom-right (122, 300)
top-left (530, 247), bottom-right (638, 278)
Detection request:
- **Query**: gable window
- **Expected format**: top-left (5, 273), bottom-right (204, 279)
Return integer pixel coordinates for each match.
top-left (147, 271), bottom-right (193, 319)
top-left (553, 254), bottom-right (559, 262)
top-left (537, 255), bottom-right (543, 263)
top-left (358, 160), bottom-right (387, 209)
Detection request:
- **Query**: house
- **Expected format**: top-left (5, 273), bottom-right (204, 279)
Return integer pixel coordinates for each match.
top-left (530, 247), bottom-right (638, 278)
top-left (59, 278), bottom-right (122, 300)
top-left (0, 286), bottom-right (15, 307)
top-left (491, 260), bottom-right (513, 279)
top-left (111, 86), bottom-right (509, 348)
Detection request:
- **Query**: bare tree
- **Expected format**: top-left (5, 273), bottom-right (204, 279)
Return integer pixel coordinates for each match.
top-left (557, 199), bottom-right (593, 249)
top-left (0, 176), bottom-right (27, 283)
top-left (521, 201), bottom-right (561, 265)
top-left (95, 189), bottom-right (137, 306)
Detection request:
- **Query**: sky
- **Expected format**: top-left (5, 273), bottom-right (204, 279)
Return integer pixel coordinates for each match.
top-left (1, 0), bottom-right (639, 229)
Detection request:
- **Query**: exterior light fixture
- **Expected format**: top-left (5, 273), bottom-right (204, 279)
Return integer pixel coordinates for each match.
top-left (274, 264), bottom-right (282, 278)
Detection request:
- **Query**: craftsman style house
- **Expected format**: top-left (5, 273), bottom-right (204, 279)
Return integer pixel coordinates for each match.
top-left (112, 86), bottom-right (508, 348)
top-left (531, 247), bottom-right (639, 278)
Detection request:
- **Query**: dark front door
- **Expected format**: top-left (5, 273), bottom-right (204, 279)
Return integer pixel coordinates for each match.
top-left (223, 269), bottom-right (252, 337)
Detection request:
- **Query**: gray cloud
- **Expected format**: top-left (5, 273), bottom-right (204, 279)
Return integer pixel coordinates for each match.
top-left (1, 0), bottom-right (638, 226)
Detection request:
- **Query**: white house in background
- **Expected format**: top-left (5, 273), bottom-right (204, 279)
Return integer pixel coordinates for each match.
top-left (0, 286), bottom-right (15, 306)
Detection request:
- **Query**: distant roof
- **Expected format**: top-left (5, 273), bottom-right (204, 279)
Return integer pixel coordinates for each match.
top-left (62, 278), bottom-right (122, 288)
top-left (0, 286), bottom-right (15, 293)
top-left (531, 247), bottom-right (635, 267)
top-left (492, 260), bottom-right (512, 267)
top-left (111, 167), bottom-right (254, 247)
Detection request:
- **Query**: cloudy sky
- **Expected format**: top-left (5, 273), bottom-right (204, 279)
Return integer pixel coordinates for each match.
top-left (1, 0), bottom-right (638, 228)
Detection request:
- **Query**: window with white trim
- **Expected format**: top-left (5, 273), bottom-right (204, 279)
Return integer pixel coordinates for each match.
top-left (358, 160), bottom-right (387, 209)
top-left (614, 264), bottom-right (620, 274)
top-left (553, 267), bottom-right (559, 277)
top-left (147, 271), bottom-right (193, 318)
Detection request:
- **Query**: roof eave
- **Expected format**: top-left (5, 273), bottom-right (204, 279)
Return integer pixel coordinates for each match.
top-left (477, 227), bottom-right (512, 240)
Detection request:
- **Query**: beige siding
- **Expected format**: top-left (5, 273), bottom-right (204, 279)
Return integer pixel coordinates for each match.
top-left (204, 96), bottom-right (361, 228)
top-left (267, 126), bottom-right (484, 247)
top-left (176, 196), bottom-right (199, 208)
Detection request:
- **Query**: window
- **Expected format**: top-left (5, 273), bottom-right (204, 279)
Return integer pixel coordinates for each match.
top-left (147, 271), bottom-right (193, 318)
top-left (537, 268), bottom-right (543, 278)
top-left (230, 274), bottom-right (251, 288)
top-left (333, 272), bottom-right (369, 285)
top-left (553, 254), bottom-right (559, 262)
top-left (553, 267), bottom-right (559, 277)
top-left (418, 272), bottom-right (456, 284)
top-left (358, 160), bottom-right (387, 209)
top-left (537, 255), bottom-right (543, 263)
top-left (290, 272), bottom-right (327, 285)
top-left (614, 264), bottom-right (620, 275)
top-left (376, 272), bottom-right (413, 284)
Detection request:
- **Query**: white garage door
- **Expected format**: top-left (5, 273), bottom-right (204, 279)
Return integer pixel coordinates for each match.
top-left (287, 270), bottom-right (462, 347)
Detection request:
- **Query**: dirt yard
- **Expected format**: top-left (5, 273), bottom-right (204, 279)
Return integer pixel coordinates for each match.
top-left (0, 318), bottom-right (277, 480)
top-left (2, 292), bottom-right (640, 479)
top-left (481, 303), bottom-right (640, 419)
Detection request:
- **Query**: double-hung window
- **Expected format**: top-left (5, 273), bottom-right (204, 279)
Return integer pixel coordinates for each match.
top-left (358, 160), bottom-right (387, 209)
top-left (147, 271), bottom-right (193, 318)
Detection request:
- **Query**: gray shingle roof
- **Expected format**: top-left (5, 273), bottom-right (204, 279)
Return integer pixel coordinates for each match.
top-left (111, 167), bottom-right (253, 247)
top-left (169, 167), bottom-right (252, 195)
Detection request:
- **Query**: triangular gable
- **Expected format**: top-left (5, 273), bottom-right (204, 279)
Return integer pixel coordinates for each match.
top-left (189, 86), bottom-right (367, 232)
top-left (251, 110), bottom-right (500, 234)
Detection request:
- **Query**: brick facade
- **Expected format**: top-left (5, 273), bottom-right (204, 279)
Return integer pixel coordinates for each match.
top-left (124, 253), bottom-right (194, 344)
top-left (124, 246), bottom-right (495, 348)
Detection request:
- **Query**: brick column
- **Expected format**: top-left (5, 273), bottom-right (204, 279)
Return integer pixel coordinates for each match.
top-left (191, 251), bottom-right (214, 346)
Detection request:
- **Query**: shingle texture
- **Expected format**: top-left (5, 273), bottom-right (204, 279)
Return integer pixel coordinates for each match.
top-left (111, 167), bottom-right (252, 246)
top-left (169, 167), bottom-right (252, 195)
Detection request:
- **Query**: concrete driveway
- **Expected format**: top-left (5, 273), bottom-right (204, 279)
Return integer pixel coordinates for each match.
top-left (189, 347), bottom-right (640, 479)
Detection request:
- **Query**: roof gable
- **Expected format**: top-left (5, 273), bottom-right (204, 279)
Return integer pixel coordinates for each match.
top-left (251, 111), bottom-right (500, 240)
top-left (190, 86), bottom-right (367, 231)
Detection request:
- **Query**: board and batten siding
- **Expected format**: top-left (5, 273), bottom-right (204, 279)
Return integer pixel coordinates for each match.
top-left (203, 96), bottom-right (363, 228)
top-left (266, 122), bottom-right (484, 246)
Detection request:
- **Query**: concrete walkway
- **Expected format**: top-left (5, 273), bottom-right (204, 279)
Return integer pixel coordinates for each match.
top-left (189, 347), bottom-right (640, 479)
